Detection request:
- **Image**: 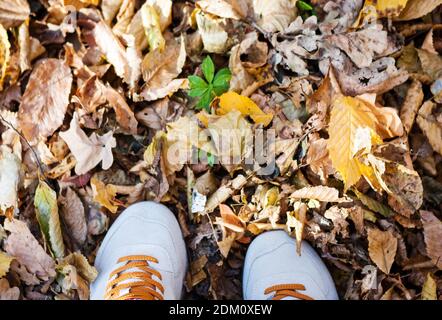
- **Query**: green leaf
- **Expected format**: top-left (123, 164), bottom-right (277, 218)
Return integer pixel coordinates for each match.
top-left (213, 68), bottom-right (231, 94)
top-left (189, 75), bottom-right (208, 89)
top-left (297, 0), bottom-right (313, 11)
top-left (34, 181), bottom-right (65, 259)
top-left (202, 56), bottom-right (215, 83)
top-left (196, 89), bottom-right (214, 112)
top-left (207, 153), bottom-right (216, 167)
top-left (189, 87), bottom-right (208, 98)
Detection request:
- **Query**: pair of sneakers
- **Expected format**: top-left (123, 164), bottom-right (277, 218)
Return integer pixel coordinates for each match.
top-left (90, 202), bottom-right (338, 300)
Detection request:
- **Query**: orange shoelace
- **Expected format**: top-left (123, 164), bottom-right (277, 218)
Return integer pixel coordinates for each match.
top-left (265, 284), bottom-right (314, 300)
top-left (105, 255), bottom-right (164, 300)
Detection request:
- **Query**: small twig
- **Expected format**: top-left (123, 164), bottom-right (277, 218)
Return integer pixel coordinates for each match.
top-left (0, 113), bottom-right (49, 183)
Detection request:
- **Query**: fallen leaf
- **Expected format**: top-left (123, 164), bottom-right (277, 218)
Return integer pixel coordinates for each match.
top-left (0, 146), bottom-right (20, 218)
top-left (0, 0), bottom-right (30, 29)
top-left (0, 252), bottom-right (13, 278)
top-left (397, 0), bottom-right (442, 21)
top-left (0, 278), bottom-right (20, 300)
top-left (400, 80), bottom-right (424, 133)
top-left (197, 0), bottom-right (242, 20)
top-left (329, 26), bottom-right (388, 69)
top-left (34, 180), bottom-right (65, 259)
top-left (195, 10), bottom-right (229, 54)
top-left (59, 112), bottom-right (116, 175)
top-left (420, 210), bottom-right (442, 270)
top-left (104, 85), bottom-right (138, 135)
top-left (416, 49), bottom-right (442, 81)
top-left (290, 186), bottom-right (347, 203)
top-left (367, 228), bottom-right (398, 274)
top-left (101, 0), bottom-right (124, 24)
top-left (141, 2), bottom-right (165, 52)
top-left (4, 219), bottom-right (56, 281)
top-left (252, 0), bottom-right (298, 33)
top-left (421, 273), bottom-right (437, 300)
top-left (416, 101), bottom-right (442, 156)
top-left (353, 189), bottom-right (395, 218)
top-left (286, 202), bottom-right (307, 255)
top-left (217, 92), bottom-right (273, 126)
top-left (18, 59), bottom-right (72, 144)
top-left (208, 110), bottom-right (253, 172)
top-left (139, 35), bottom-right (187, 101)
top-left (90, 176), bottom-right (120, 213)
top-left (0, 24), bottom-right (10, 91)
top-left (327, 95), bottom-right (381, 190)
top-left (59, 188), bottom-right (87, 248)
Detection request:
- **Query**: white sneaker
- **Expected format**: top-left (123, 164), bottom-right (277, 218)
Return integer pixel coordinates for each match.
top-left (243, 231), bottom-right (339, 300)
top-left (90, 202), bottom-right (187, 300)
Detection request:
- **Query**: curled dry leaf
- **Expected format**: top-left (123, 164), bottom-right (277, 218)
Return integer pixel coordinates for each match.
top-left (4, 219), bottom-right (56, 281)
top-left (290, 186), bottom-right (347, 203)
top-left (197, 0), bottom-right (242, 20)
top-left (400, 80), bottom-right (424, 134)
top-left (105, 85), bottom-right (138, 135)
top-left (420, 210), bottom-right (442, 270)
top-left (59, 112), bottom-right (116, 175)
top-left (59, 188), bottom-right (87, 247)
top-left (0, 0), bottom-right (30, 29)
top-left (367, 228), bottom-right (398, 274)
top-left (18, 59), bottom-right (72, 144)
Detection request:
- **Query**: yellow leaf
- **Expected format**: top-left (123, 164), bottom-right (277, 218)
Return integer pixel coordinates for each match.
top-left (0, 23), bottom-right (10, 91)
top-left (218, 92), bottom-right (273, 126)
top-left (141, 4), bottom-right (165, 52)
top-left (327, 96), bottom-right (381, 190)
top-left (421, 273), bottom-right (437, 300)
top-left (91, 177), bottom-right (120, 214)
top-left (0, 252), bottom-right (13, 278)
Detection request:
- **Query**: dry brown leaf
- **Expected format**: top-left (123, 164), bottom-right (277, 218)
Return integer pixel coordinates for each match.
top-left (59, 188), bottom-right (87, 247)
top-left (416, 101), bottom-right (442, 156)
top-left (286, 202), bottom-right (307, 256)
top-left (18, 59), bottom-right (72, 144)
top-left (105, 85), bottom-right (138, 135)
top-left (101, 0), bottom-right (124, 23)
top-left (420, 210), bottom-right (442, 270)
top-left (59, 112), bottom-right (116, 175)
top-left (4, 219), bottom-right (56, 281)
top-left (0, 278), bottom-right (20, 300)
top-left (290, 186), bottom-right (346, 203)
top-left (400, 80), bottom-right (424, 133)
top-left (367, 228), bottom-right (398, 274)
top-left (416, 49), bottom-right (442, 81)
top-left (329, 26), bottom-right (388, 69)
top-left (397, 0), bottom-right (442, 21)
top-left (139, 35), bottom-right (187, 101)
top-left (0, 0), bottom-right (30, 29)
top-left (195, 10), bottom-right (230, 54)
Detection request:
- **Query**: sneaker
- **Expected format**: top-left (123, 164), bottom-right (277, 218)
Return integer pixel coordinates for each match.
top-left (90, 202), bottom-right (187, 300)
top-left (242, 230), bottom-right (338, 300)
